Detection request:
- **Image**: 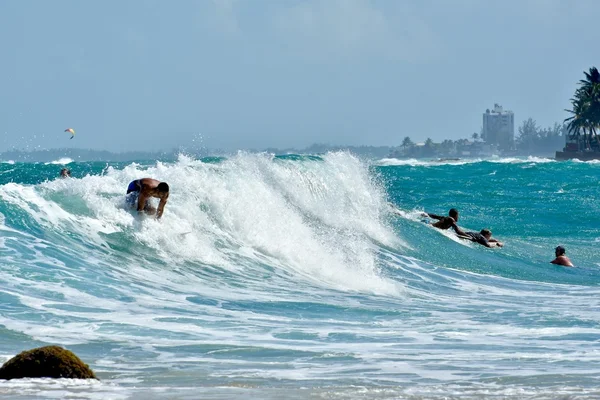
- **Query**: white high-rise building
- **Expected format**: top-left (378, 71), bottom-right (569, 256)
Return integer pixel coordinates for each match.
top-left (482, 104), bottom-right (514, 151)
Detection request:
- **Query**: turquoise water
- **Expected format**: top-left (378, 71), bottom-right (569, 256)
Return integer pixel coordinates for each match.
top-left (0, 153), bottom-right (598, 399)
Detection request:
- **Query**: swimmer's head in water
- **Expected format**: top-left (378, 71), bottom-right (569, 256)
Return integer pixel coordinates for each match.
top-left (480, 229), bottom-right (492, 238)
top-left (555, 245), bottom-right (566, 255)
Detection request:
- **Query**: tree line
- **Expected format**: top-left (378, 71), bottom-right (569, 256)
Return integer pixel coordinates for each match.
top-left (392, 119), bottom-right (568, 158)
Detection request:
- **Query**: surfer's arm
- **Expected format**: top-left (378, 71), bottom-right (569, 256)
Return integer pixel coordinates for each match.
top-left (424, 212), bottom-right (443, 220)
top-left (156, 196), bottom-right (168, 219)
top-left (488, 238), bottom-right (503, 247)
top-left (136, 191), bottom-right (149, 214)
top-left (451, 224), bottom-right (467, 236)
top-left (480, 239), bottom-right (493, 247)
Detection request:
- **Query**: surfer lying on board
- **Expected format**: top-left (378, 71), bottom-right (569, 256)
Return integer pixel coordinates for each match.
top-left (455, 228), bottom-right (503, 248)
top-left (126, 178), bottom-right (169, 219)
top-left (422, 208), bottom-right (462, 231)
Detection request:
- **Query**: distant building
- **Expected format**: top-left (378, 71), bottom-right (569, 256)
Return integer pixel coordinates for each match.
top-left (482, 104), bottom-right (514, 151)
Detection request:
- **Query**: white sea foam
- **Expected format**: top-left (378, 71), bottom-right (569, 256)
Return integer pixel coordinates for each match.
top-left (4, 152), bottom-right (403, 295)
top-left (45, 157), bottom-right (74, 165)
top-left (376, 157), bottom-right (478, 167)
top-left (489, 156), bottom-right (555, 164)
top-left (376, 156), bottom-right (556, 167)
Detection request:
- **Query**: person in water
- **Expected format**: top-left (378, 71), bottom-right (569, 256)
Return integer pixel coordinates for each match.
top-left (59, 168), bottom-right (71, 178)
top-left (457, 229), bottom-right (503, 248)
top-left (423, 208), bottom-right (461, 231)
top-left (550, 245), bottom-right (573, 267)
top-left (126, 178), bottom-right (169, 219)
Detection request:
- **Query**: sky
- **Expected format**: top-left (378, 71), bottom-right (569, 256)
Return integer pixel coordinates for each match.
top-left (0, 0), bottom-right (598, 152)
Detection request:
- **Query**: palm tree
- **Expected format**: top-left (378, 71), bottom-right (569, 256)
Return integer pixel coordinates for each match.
top-left (565, 67), bottom-right (600, 150)
top-left (401, 136), bottom-right (414, 149)
top-left (582, 68), bottom-right (600, 149)
top-left (565, 97), bottom-right (589, 150)
top-left (579, 67), bottom-right (600, 92)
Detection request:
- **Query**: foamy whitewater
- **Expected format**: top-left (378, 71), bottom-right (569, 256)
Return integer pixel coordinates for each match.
top-left (0, 152), bottom-right (599, 399)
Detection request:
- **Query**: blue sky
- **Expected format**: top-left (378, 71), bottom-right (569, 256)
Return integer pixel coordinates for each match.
top-left (0, 0), bottom-right (597, 152)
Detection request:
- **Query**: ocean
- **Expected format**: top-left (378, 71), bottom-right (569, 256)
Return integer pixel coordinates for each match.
top-left (0, 152), bottom-right (598, 399)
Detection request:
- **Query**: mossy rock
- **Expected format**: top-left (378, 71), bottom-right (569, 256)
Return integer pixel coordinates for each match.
top-left (0, 346), bottom-right (97, 380)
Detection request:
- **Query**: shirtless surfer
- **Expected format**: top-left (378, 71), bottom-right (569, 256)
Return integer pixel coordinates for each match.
top-left (423, 208), bottom-right (462, 232)
top-left (126, 178), bottom-right (169, 219)
top-left (550, 245), bottom-right (573, 267)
